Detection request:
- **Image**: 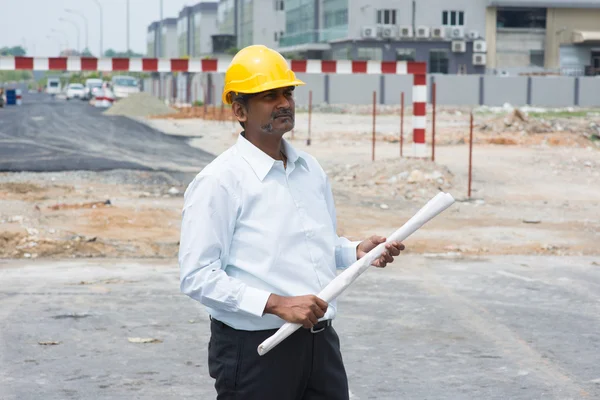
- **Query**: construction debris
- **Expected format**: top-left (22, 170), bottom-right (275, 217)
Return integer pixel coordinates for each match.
top-left (49, 200), bottom-right (111, 211)
top-left (327, 158), bottom-right (453, 200)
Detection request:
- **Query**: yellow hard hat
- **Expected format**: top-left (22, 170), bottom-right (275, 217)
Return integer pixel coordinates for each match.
top-left (222, 45), bottom-right (305, 105)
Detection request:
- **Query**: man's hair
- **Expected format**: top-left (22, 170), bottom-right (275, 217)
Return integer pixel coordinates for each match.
top-left (231, 92), bottom-right (254, 129)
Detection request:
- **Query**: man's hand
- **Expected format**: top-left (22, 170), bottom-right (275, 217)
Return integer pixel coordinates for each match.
top-left (264, 294), bottom-right (328, 329)
top-left (356, 235), bottom-right (405, 268)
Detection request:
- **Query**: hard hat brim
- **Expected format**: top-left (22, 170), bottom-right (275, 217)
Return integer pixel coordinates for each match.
top-left (223, 78), bottom-right (306, 105)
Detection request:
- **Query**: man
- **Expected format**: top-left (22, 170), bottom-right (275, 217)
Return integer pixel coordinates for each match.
top-left (179, 45), bottom-right (404, 400)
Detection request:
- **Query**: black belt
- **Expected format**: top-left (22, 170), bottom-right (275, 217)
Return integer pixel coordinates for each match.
top-left (210, 316), bottom-right (331, 334)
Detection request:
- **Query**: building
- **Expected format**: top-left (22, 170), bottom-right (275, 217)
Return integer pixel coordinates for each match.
top-left (485, 0), bottom-right (600, 75)
top-left (217, 0), bottom-right (285, 50)
top-left (178, 2), bottom-right (219, 57)
top-left (147, 21), bottom-right (160, 57)
top-left (279, 0), bottom-right (488, 74)
top-left (146, 18), bottom-right (178, 58)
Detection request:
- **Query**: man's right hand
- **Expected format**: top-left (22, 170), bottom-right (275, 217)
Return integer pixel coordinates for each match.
top-left (264, 294), bottom-right (328, 329)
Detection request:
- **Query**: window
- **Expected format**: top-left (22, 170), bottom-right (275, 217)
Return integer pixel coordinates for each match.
top-left (530, 50), bottom-right (545, 67)
top-left (497, 7), bottom-right (546, 29)
top-left (377, 9), bottom-right (396, 25)
top-left (429, 50), bottom-right (449, 74)
top-left (396, 48), bottom-right (416, 61)
top-left (331, 46), bottom-right (350, 60)
top-left (442, 10), bottom-right (465, 26)
top-left (274, 0), bottom-right (284, 11)
top-left (357, 47), bottom-right (382, 61)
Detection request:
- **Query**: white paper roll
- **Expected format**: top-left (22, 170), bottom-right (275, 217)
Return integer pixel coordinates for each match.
top-left (257, 192), bottom-right (455, 356)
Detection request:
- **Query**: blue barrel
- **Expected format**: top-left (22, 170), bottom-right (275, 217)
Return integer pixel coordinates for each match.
top-left (5, 89), bottom-right (16, 105)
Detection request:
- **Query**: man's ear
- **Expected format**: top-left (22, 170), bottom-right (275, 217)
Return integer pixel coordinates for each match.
top-left (232, 102), bottom-right (248, 125)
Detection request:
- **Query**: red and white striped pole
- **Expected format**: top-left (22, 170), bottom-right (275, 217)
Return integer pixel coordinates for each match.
top-left (412, 73), bottom-right (427, 157)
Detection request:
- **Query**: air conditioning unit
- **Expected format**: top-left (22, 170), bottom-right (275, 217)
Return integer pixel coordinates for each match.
top-left (473, 53), bottom-right (487, 66)
top-left (473, 40), bottom-right (487, 52)
top-left (399, 26), bottom-right (413, 38)
top-left (452, 40), bottom-right (467, 53)
top-left (451, 26), bottom-right (465, 39)
top-left (416, 26), bottom-right (430, 39)
top-left (361, 26), bottom-right (378, 39)
top-left (468, 30), bottom-right (480, 40)
top-left (431, 26), bottom-right (445, 39)
top-left (380, 25), bottom-right (397, 39)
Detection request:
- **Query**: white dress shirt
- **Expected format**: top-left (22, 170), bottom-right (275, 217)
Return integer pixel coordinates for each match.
top-left (179, 133), bottom-right (360, 331)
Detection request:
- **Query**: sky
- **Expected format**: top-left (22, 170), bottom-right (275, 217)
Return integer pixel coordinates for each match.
top-left (0, 0), bottom-right (217, 57)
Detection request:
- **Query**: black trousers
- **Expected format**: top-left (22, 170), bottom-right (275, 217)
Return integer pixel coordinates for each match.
top-left (208, 319), bottom-right (349, 400)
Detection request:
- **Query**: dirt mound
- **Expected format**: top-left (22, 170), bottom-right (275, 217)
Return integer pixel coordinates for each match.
top-left (104, 93), bottom-right (174, 118)
top-left (327, 158), bottom-right (453, 201)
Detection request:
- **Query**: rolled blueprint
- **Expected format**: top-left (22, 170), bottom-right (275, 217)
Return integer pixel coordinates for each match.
top-left (257, 192), bottom-right (455, 356)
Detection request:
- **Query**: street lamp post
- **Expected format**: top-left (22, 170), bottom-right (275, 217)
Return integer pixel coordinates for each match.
top-left (46, 35), bottom-right (63, 55)
top-left (59, 17), bottom-right (81, 54)
top-left (126, 0), bottom-right (130, 54)
top-left (51, 29), bottom-right (70, 54)
top-left (92, 0), bottom-right (103, 56)
top-left (65, 9), bottom-right (89, 54)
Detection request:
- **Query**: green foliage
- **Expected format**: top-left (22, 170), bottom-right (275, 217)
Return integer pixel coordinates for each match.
top-left (103, 49), bottom-right (144, 58)
top-left (0, 46), bottom-right (26, 56)
top-left (528, 111), bottom-right (591, 119)
top-left (81, 48), bottom-right (94, 57)
top-left (225, 47), bottom-right (240, 55)
top-left (0, 70), bottom-right (32, 82)
top-left (193, 100), bottom-right (204, 106)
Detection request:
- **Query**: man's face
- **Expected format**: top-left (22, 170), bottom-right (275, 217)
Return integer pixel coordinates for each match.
top-left (242, 87), bottom-right (295, 136)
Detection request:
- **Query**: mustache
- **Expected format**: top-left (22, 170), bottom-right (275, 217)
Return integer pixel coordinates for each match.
top-left (272, 109), bottom-right (293, 119)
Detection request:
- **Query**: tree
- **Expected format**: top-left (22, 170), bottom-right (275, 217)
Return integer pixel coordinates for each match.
top-left (0, 46), bottom-right (26, 56)
top-left (81, 48), bottom-right (94, 57)
top-left (103, 49), bottom-right (144, 58)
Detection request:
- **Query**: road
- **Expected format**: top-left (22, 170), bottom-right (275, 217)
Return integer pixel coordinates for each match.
top-left (1, 255), bottom-right (599, 399)
top-left (0, 92), bottom-right (213, 172)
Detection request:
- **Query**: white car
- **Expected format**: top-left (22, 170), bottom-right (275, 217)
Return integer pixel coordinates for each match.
top-left (66, 83), bottom-right (86, 100)
top-left (84, 78), bottom-right (103, 100)
top-left (46, 78), bottom-right (62, 95)
top-left (111, 75), bottom-right (140, 99)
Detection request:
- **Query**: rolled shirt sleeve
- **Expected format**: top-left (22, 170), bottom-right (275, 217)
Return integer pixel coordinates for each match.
top-left (324, 175), bottom-right (361, 270)
top-left (178, 174), bottom-right (271, 317)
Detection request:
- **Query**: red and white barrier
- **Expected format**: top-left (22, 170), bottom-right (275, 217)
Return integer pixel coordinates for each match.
top-left (16, 89), bottom-right (22, 105)
top-left (0, 56), bottom-right (427, 155)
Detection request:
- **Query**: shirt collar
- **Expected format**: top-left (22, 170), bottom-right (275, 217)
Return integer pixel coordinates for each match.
top-left (237, 133), bottom-right (309, 181)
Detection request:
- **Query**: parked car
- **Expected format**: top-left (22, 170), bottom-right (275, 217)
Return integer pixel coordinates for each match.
top-left (46, 78), bottom-right (62, 96)
top-left (66, 83), bottom-right (86, 100)
top-left (111, 75), bottom-right (140, 99)
top-left (84, 78), bottom-right (104, 100)
top-left (92, 87), bottom-right (115, 108)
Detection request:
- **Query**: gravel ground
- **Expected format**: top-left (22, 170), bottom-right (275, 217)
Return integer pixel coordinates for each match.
top-left (1, 255), bottom-right (599, 400)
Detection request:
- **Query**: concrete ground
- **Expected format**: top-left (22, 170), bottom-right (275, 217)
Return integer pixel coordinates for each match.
top-left (1, 255), bottom-right (599, 399)
top-left (0, 93), bottom-right (213, 172)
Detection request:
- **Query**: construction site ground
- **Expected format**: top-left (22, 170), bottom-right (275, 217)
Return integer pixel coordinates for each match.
top-left (1, 97), bottom-right (600, 399)
top-left (3, 104), bottom-right (597, 259)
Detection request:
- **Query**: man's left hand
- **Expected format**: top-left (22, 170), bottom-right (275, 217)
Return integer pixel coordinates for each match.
top-left (356, 235), bottom-right (405, 268)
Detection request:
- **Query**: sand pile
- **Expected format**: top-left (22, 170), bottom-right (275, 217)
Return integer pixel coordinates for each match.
top-left (149, 105), bottom-right (233, 121)
top-left (104, 93), bottom-right (174, 117)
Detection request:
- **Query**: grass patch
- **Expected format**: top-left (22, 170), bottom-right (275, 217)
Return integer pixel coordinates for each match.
top-left (528, 111), bottom-right (594, 119)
